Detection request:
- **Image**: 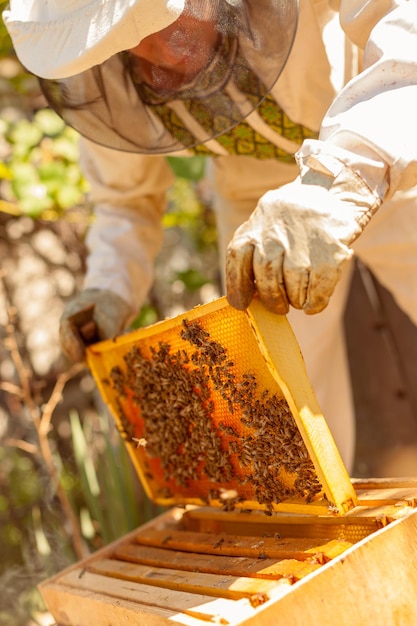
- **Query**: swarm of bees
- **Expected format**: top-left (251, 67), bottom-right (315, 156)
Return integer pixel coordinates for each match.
top-left (109, 319), bottom-right (322, 511)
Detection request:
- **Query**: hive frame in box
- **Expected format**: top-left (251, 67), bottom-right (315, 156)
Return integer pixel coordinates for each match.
top-left (39, 480), bottom-right (417, 626)
top-left (86, 296), bottom-right (357, 515)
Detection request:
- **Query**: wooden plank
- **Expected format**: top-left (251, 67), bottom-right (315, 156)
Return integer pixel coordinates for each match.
top-left (218, 498), bottom-right (335, 517)
top-left (38, 508), bottom-right (182, 588)
top-left (40, 581), bottom-right (188, 626)
top-left (117, 543), bottom-right (301, 578)
top-left (352, 477), bottom-right (417, 489)
top-left (55, 566), bottom-right (278, 623)
top-left (303, 539), bottom-right (354, 561)
top-left (182, 507), bottom-right (383, 542)
top-left (240, 509), bottom-right (417, 626)
top-left (116, 542), bottom-right (331, 579)
top-left (40, 578), bottom-right (240, 626)
top-left (355, 486), bottom-right (417, 507)
top-left (344, 503), bottom-right (417, 522)
top-left (133, 528), bottom-right (352, 562)
top-left (116, 540), bottom-right (351, 579)
top-left (59, 567), bottom-right (236, 613)
top-left (86, 557), bottom-right (314, 600)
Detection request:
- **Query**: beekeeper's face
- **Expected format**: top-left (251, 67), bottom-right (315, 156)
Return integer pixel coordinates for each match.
top-left (129, 3), bottom-right (220, 87)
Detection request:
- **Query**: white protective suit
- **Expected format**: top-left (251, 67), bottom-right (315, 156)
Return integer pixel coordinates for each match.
top-left (78, 0), bottom-right (417, 470)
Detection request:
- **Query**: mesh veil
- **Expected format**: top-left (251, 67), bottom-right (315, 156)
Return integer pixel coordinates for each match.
top-left (40, 0), bottom-right (298, 154)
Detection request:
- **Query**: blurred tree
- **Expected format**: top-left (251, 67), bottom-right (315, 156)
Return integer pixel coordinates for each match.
top-left (0, 10), bottom-right (221, 623)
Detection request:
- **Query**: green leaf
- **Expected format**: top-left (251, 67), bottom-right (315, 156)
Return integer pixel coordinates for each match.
top-left (51, 135), bottom-right (80, 162)
top-left (33, 108), bottom-right (66, 136)
top-left (7, 119), bottom-right (43, 148)
top-left (56, 184), bottom-right (83, 209)
top-left (70, 411), bottom-right (100, 496)
top-left (175, 268), bottom-right (209, 291)
top-left (167, 156), bottom-right (206, 181)
top-left (19, 194), bottom-right (54, 218)
top-left (69, 411), bottom-right (109, 542)
top-left (9, 454), bottom-right (42, 507)
top-left (79, 507), bottom-right (96, 539)
top-left (10, 161), bottom-right (39, 185)
top-left (130, 303), bottom-right (159, 329)
top-left (64, 162), bottom-right (84, 185)
top-left (38, 160), bottom-right (67, 182)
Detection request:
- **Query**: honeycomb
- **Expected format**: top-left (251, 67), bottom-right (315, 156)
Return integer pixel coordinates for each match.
top-left (87, 297), bottom-right (356, 514)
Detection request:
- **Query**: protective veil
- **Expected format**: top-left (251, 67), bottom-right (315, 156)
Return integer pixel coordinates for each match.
top-left (38, 1), bottom-right (298, 154)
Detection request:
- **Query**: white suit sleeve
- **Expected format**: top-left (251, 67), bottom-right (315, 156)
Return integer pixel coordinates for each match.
top-left (299, 0), bottom-right (417, 198)
top-left (79, 137), bottom-right (174, 314)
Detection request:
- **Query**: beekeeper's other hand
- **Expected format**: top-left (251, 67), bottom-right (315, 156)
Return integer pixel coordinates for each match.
top-left (225, 162), bottom-right (381, 315)
top-left (59, 288), bottom-right (134, 362)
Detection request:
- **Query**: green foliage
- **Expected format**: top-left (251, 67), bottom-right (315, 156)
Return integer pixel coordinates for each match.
top-left (0, 446), bottom-right (74, 624)
top-left (69, 410), bottom-right (159, 546)
top-left (166, 175), bottom-right (217, 249)
top-left (167, 155), bottom-right (206, 181)
top-left (1, 108), bottom-right (89, 219)
top-left (130, 302), bottom-right (160, 329)
top-left (0, 409), bottom-right (158, 625)
top-left (0, 2), bottom-right (13, 59)
top-left (176, 267), bottom-right (210, 291)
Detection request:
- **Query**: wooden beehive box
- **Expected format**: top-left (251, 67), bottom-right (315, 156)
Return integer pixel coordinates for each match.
top-left (40, 479), bottom-right (417, 625)
top-left (40, 298), bottom-right (417, 623)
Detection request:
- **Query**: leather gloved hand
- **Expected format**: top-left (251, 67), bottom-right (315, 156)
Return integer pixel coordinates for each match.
top-left (59, 288), bottom-right (134, 362)
top-left (225, 161), bottom-right (381, 315)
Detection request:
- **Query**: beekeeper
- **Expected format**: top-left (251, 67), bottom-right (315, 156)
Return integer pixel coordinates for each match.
top-left (4, 0), bottom-right (417, 470)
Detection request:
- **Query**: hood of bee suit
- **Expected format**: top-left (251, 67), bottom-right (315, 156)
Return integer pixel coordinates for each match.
top-left (4, 0), bottom-right (299, 155)
top-left (3, 0), bottom-right (188, 79)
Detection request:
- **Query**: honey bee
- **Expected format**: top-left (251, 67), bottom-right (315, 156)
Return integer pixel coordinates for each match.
top-left (219, 488), bottom-right (238, 501)
top-left (132, 437), bottom-right (148, 448)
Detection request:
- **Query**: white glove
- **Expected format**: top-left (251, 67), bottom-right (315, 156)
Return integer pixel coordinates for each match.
top-left (225, 162), bottom-right (381, 315)
top-left (59, 288), bottom-right (134, 362)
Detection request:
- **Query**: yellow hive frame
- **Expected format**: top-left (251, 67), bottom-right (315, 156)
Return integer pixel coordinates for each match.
top-left (86, 297), bottom-right (357, 515)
